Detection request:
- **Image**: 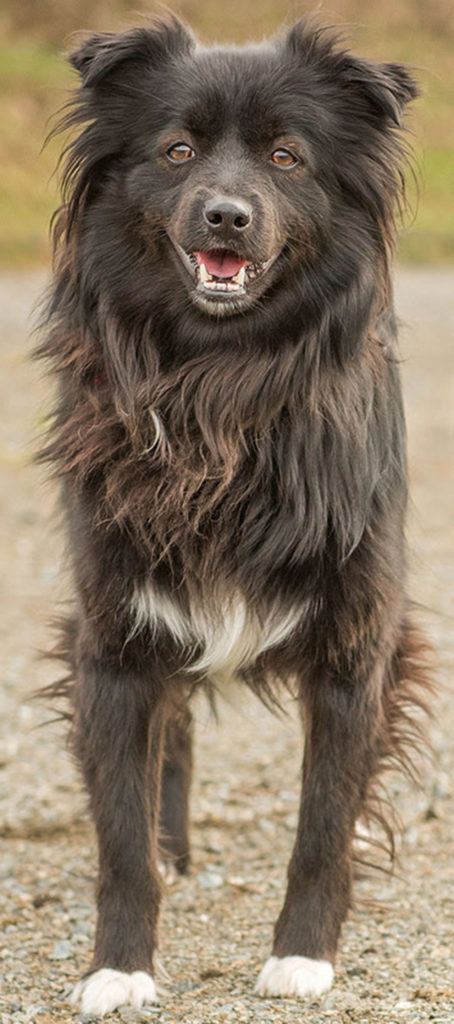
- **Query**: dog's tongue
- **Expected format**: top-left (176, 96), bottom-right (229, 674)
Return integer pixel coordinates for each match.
top-left (195, 250), bottom-right (248, 279)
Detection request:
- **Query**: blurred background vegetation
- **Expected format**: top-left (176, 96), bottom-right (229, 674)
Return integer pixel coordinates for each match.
top-left (0, 0), bottom-right (453, 268)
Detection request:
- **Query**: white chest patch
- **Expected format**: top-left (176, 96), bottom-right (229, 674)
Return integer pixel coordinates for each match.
top-left (130, 584), bottom-right (302, 682)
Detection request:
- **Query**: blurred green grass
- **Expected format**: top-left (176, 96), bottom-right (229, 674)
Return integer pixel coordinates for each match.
top-left (0, 1), bottom-right (453, 267)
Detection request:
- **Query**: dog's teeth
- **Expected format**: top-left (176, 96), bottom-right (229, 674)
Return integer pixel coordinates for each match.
top-left (199, 262), bottom-right (208, 283)
top-left (234, 266), bottom-right (246, 287)
top-left (199, 279), bottom-right (242, 293)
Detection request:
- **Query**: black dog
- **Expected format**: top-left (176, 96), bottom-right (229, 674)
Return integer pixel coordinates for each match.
top-left (39, 15), bottom-right (431, 1014)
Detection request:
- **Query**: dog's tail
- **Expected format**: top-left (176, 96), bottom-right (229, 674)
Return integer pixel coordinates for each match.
top-left (355, 608), bottom-right (436, 877)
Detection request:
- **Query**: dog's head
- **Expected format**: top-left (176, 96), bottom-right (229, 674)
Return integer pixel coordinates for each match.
top-left (61, 16), bottom-right (417, 324)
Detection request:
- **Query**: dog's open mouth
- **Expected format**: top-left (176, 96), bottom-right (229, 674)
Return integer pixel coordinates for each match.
top-left (169, 237), bottom-right (278, 305)
top-left (192, 249), bottom-right (275, 296)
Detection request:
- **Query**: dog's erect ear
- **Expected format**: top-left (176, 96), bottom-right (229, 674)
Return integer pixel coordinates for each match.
top-left (336, 56), bottom-right (419, 126)
top-left (286, 20), bottom-right (418, 126)
top-left (69, 17), bottom-right (194, 87)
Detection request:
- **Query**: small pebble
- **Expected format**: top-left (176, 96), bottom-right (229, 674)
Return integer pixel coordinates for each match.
top-left (49, 940), bottom-right (72, 961)
top-left (197, 871), bottom-right (224, 889)
top-left (118, 1009), bottom-right (160, 1023)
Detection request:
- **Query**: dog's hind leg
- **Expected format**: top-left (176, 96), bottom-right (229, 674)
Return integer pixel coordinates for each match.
top-left (159, 701), bottom-right (193, 877)
top-left (70, 650), bottom-right (166, 1017)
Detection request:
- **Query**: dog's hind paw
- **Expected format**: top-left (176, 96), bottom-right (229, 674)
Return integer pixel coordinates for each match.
top-left (255, 956), bottom-right (334, 999)
top-left (157, 858), bottom-right (178, 885)
top-left (71, 968), bottom-right (157, 1016)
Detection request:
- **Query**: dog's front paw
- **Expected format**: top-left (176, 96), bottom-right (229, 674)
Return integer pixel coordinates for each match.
top-left (255, 956), bottom-right (333, 999)
top-left (71, 968), bottom-right (157, 1016)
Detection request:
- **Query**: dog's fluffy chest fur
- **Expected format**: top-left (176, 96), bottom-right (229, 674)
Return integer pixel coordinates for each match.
top-left (131, 583), bottom-right (303, 682)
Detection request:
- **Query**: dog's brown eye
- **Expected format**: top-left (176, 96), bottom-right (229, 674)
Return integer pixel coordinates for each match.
top-left (166, 142), bottom-right (195, 163)
top-left (271, 148), bottom-right (299, 168)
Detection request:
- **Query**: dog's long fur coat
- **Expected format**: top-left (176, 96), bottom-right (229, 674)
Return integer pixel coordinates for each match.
top-left (38, 15), bottom-right (432, 1014)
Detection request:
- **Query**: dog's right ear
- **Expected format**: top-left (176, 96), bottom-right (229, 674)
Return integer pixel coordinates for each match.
top-left (69, 17), bottom-right (194, 87)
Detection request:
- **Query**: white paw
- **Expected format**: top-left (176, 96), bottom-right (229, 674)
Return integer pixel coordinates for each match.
top-left (255, 956), bottom-right (334, 999)
top-left (71, 968), bottom-right (157, 1016)
top-left (157, 858), bottom-right (178, 885)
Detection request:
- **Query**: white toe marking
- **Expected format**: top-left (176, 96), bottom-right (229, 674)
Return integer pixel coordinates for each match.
top-left (128, 971), bottom-right (158, 1009)
top-left (157, 858), bottom-right (178, 885)
top-left (71, 968), bottom-right (157, 1016)
top-left (255, 956), bottom-right (334, 999)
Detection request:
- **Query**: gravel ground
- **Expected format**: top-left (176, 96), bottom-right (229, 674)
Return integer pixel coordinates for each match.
top-left (0, 269), bottom-right (453, 1024)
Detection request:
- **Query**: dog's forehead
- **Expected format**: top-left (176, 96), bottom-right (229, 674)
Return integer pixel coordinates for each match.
top-left (161, 44), bottom-right (323, 140)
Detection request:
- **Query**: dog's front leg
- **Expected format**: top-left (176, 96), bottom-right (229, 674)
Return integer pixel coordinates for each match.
top-left (71, 654), bottom-right (165, 1017)
top-left (256, 654), bottom-right (386, 1000)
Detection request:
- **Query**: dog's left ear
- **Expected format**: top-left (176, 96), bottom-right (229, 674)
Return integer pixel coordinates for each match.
top-left (69, 17), bottom-right (194, 88)
top-left (286, 20), bottom-right (418, 127)
top-left (337, 55), bottom-right (419, 126)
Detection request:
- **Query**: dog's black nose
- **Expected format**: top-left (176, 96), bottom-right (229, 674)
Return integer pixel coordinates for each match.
top-left (203, 196), bottom-right (252, 235)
